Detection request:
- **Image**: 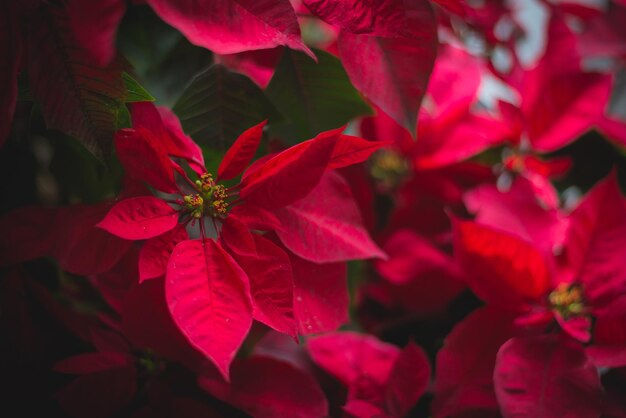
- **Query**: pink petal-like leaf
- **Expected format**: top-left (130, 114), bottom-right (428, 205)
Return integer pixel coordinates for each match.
top-left (146, 0), bottom-right (313, 57)
top-left (307, 0), bottom-right (437, 133)
top-left (139, 224), bottom-right (188, 282)
top-left (494, 335), bottom-right (603, 418)
top-left (564, 173), bottom-right (626, 311)
top-left (115, 128), bottom-right (178, 193)
top-left (131, 102), bottom-right (205, 172)
top-left (122, 277), bottom-right (206, 369)
top-left (307, 332), bottom-right (400, 387)
top-left (221, 218), bottom-right (297, 338)
top-left (199, 356), bottom-right (328, 418)
top-left (240, 127), bottom-right (343, 208)
top-left (385, 342), bottom-right (430, 418)
top-left (285, 245), bottom-right (348, 334)
top-left (453, 219), bottom-right (551, 310)
top-left (218, 120), bottom-right (267, 181)
top-left (66, 0), bottom-right (126, 66)
top-left (432, 306), bottom-right (517, 418)
top-left (276, 171), bottom-right (386, 262)
top-left (166, 239), bottom-right (252, 380)
top-left (52, 203), bottom-right (132, 275)
top-left (97, 196), bottom-right (178, 240)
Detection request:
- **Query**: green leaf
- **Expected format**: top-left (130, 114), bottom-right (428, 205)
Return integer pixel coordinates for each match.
top-left (173, 64), bottom-right (281, 152)
top-left (266, 48), bottom-right (372, 143)
top-left (26, 7), bottom-right (128, 160)
top-left (122, 72), bottom-right (155, 102)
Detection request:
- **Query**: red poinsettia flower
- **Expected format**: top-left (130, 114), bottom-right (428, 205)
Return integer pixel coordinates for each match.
top-left (96, 103), bottom-right (386, 379)
top-left (454, 173), bottom-right (626, 357)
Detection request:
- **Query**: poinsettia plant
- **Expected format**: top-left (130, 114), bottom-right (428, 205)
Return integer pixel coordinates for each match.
top-left (1, 0), bottom-right (626, 417)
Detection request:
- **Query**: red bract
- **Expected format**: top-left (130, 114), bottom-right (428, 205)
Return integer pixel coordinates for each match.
top-left (307, 332), bottom-right (430, 417)
top-left (494, 334), bottom-right (603, 418)
top-left (433, 307), bottom-right (518, 418)
top-left (97, 109), bottom-right (385, 378)
top-left (454, 173), bottom-right (626, 355)
top-left (199, 356), bottom-right (329, 418)
top-left (304, 0), bottom-right (438, 133)
top-left (146, 0), bottom-right (313, 57)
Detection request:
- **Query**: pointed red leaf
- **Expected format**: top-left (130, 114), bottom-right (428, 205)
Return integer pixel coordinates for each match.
top-left (221, 218), bottom-right (297, 338)
top-left (464, 178), bottom-right (568, 255)
top-left (0, 1), bottom-right (21, 147)
top-left (52, 203), bottom-right (132, 275)
top-left (305, 0), bottom-right (437, 133)
top-left (139, 224), bottom-right (188, 282)
top-left (276, 171), bottom-right (386, 262)
top-left (199, 356), bottom-right (328, 418)
top-left (432, 306), bottom-right (517, 418)
top-left (54, 352), bottom-right (133, 375)
top-left (565, 173), bottom-right (626, 310)
top-left (66, 0), bottom-right (126, 66)
top-left (146, 0), bottom-right (313, 57)
top-left (122, 277), bottom-right (207, 369)
top-left (453, 219), bottom-right (552, 310)
top-left (97, 196), bottom-right (178, 240)
top-left (240, 127), bottom-right (343, 208)
top-left (385, 343), bottom-right (430, 417)
top-left (115, 128), bottom-right (178, 193)
top-left (218, 120), bottom-right (267, 181)
top-left (166, 239), bottom-right (252, 380)
top-left (131, 102), bottom-right (205, 172)
top-left (326, 135), bottom-right (389, 169)
top-left (307, 332), bottom-right (399, 387)
top-left (286, 247), bottom-right (348, 334)
top-left (494, 335), bottom-right (603, 418)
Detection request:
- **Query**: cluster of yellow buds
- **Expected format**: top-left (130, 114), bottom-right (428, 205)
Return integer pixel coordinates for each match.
top-left (183, 194), bottom-right (204, 218)
top-left (197, 172), bottom-right (216, 192)
top-left (548, 283), bottom-right (585, 318)
top-left (369, 149), bottom-right (410, 190)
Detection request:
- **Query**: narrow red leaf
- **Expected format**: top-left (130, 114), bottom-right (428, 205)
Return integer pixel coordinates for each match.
top-left (240, 127), bottom-right (343, 208)
top-left (453, 219), bottom-right (552, 310)
top-left (276, 172), bottom-right (386, 262)
top-left (199, 356), bottom-right (328, 418)
top-left (218, 120), bottom-right (267, 181)
top-left (52, 203), bottom-right (132, 275)
top-left (286, 246), bottom-right (348, 334)
top-left (304, 0), bottom-right (437, 133)
top-left (221, 218), bottom-right (297, 338)
top-left (494, 335), bottom-right (603, 418)
top-left (115, 128), bottom-right (178, 193)
top-left (66, 0), bottom-right (126, 66)
top-left (564, 173), bottom-right (626, 310)
top-left (97, 196), bottom-right (178, 240)
top-left (326, 135), bottom-right (389, 170)
top-left (307, 332), bottom-right (399, 387)
top-left (139, 224), bottom-right (188, 282)
top-left (432, 306), bottom-right (517, 418)
top-left (166, 239), bottom-right (252, 380)
top-left (131, 102), bottom-right (205, 172)
top-left (146, 0), bottom-right (313, 57)
top-left (385, 343), bottom-right (430, 417)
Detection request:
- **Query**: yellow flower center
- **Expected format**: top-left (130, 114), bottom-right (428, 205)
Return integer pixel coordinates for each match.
top-left (548, 283), bottom-right (585, 319)
top-left (369, 149), bottom-right (410, 190)
top-left (185, 172), bottom-right (229, 219)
